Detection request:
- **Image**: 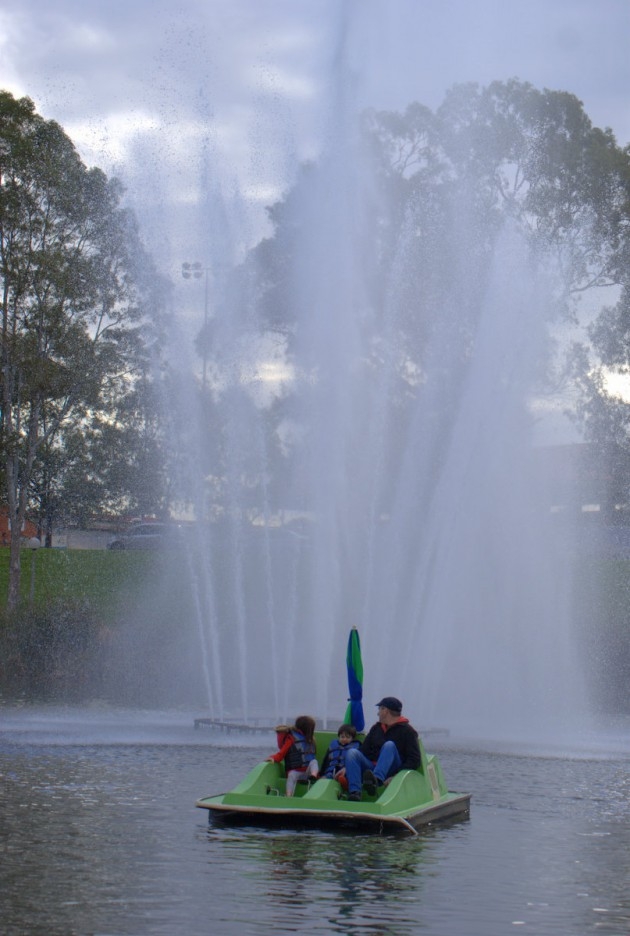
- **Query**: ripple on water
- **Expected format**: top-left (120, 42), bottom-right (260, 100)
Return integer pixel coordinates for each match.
top-left (2, 724), bottom-right (630, 935)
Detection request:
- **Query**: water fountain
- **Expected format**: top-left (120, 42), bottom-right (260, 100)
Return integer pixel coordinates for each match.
top-left (127, 115), bottom-right (585, 746)
top-left (5, 12), bottom-right (630, 936)
top-left (99, 15), bottom-right (591, 747)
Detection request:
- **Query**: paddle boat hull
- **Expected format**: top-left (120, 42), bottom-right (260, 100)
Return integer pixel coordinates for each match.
top-left (196, 731), bottom-right (470, 834)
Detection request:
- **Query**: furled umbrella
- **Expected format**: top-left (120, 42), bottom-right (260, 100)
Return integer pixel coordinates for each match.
top-left (344, 627), bottom-right (365, 732)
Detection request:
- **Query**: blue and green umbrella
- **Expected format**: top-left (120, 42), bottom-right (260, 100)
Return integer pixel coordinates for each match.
top-left (344, 627), bottom-right (365, 732)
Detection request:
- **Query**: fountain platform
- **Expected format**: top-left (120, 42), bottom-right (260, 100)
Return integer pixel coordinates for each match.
top-left (194, 718), bottom-right (273, 735)
top-left (193, 717), bottom-right (449, 737)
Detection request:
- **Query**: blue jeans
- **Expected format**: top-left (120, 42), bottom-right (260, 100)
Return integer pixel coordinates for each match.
top-left (344, 741), bottom-right (402, 794)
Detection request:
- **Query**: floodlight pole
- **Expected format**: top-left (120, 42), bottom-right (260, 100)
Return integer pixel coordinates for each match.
top-left (182, 261), bottom-right (209, 390)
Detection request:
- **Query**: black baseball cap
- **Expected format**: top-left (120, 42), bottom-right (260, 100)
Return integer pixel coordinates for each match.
top-left (376, 696), bottom-right (402, 713)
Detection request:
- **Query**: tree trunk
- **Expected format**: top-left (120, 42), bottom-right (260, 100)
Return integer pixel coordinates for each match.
top-left (5, 404), bottom-right (41, 609)
top-left (6, 454), bottom-right (22, 609)
top-left (7, 536), bottom-right (22, 609)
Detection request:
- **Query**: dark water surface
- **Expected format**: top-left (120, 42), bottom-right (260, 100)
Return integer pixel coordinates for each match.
top-left (2, 709), bottom-right (630, 935)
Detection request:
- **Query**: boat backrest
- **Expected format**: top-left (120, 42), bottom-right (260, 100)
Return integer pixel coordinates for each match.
top-left (314, 729), bottom-right (365, 765)
top-left (314, 730), bottom-right (429, 775)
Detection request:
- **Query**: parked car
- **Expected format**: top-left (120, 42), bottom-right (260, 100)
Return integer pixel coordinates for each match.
top-left (107, 522), bottom-right (186, 550)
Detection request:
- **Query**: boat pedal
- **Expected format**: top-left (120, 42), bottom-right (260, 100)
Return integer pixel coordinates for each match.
top-left (265, 785), bottom-right (281, 796)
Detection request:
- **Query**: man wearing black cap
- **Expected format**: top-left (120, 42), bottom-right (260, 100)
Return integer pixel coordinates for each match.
top-left (341, 696), bottom-right (421, 801)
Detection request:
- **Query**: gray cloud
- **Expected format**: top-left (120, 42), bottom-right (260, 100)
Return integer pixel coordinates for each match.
top-left (2, 0), bottom-right (629, 266)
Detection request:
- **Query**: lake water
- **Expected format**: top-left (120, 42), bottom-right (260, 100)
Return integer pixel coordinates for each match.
top-left (2, 708), bottom-right (630, 935)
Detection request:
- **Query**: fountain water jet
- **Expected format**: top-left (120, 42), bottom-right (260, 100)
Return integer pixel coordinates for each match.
top-left (169, 150), bottom-right (585, 745)
top-left (115, 17), bottom-right (590, 744)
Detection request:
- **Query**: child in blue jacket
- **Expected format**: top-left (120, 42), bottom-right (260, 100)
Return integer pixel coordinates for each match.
top-left (321, 724), bottom-right (360, 787)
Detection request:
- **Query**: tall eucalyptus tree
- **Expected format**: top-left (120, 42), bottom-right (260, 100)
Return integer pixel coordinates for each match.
top-left (0, 91), bottom-right (166, 606)
top-left (226, 80), bottom-right (630, 515)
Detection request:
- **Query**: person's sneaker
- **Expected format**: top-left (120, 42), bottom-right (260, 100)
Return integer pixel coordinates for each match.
top-left (347, 791), bottom-right (361, 801)
top-left (363, 769), bottom-right (378, 796)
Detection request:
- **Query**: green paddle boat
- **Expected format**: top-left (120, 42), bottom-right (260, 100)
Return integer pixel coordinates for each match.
top-left (196, 730), bottom-right (470, 834)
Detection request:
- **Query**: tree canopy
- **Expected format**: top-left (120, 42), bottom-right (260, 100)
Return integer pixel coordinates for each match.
top-left (4, 79), bottom-right (630, 609)
top-left (0, 91), bottom-right (169, 605)
top-left (218, 80), bottom-right (630, 519)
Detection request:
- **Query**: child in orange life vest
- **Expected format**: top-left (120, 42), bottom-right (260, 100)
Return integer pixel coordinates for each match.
top-left (321, 723), bottom-right (360, 789)
top-left (266, 715), bottom-right (319, 796)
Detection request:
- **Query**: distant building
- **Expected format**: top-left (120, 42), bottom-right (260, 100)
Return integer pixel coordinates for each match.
top-left (0, 510), bottom-right (38, 546)
top-left (534, 442), bottom-right (630, 521)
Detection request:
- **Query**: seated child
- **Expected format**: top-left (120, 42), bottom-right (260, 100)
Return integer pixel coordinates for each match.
top-left (321, 723), bottom-right (360, 787)
top-left (266, 715), bottom-right (319, 796)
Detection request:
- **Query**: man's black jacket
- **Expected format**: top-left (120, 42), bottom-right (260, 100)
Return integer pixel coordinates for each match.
top-left (360, 718), bottom-right (421, 771)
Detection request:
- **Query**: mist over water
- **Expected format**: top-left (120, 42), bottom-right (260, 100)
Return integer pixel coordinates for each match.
top-left (393, 229), bottom-right (583, 739)
top-left (123, 12), bottom-right (589, 744)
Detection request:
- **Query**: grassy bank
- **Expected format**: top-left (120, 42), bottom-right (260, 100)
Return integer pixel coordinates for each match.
top-left (573, 555), bottom-right (630, 711)
top-left (0, 547), bottom-right (210, 705)
top-left (1, 546), bottom-right (629, 711)
top-left (0, 546), bottom-right (162, 620)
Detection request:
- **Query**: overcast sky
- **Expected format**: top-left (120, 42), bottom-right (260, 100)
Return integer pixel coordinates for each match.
top-left (2, 0), bottom-right (627, 440)
top-left (2, 0), bottom-right (629, 268)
